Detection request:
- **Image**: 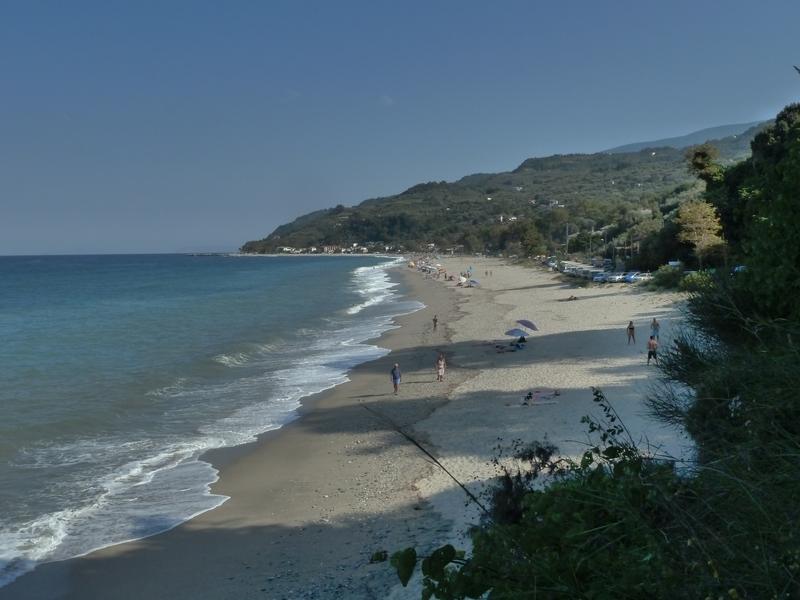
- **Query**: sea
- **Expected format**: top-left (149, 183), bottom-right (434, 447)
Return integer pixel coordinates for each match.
top-left (0, 253), bottom-right (420, 588)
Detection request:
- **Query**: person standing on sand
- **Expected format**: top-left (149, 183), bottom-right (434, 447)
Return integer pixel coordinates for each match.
top-left (647, 336), bottom-right (659, 365)
top-left (626, 321), bottom-right (636, 345)
top-left (390, 363), bottom-right (401, 394)
top-left (436, 353), bottom-right (446, 382)
top-left (651, 317), bottom-right (660, 341)
top-left (432, 314), bottom-right (438, 331)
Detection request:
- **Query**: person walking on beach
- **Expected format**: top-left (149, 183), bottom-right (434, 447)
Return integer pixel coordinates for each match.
top-left (390, 363), bottom-right (401, 394)
top-left (626, 321), bottom-right (636, 345)
top-left (432, 314), bottom-right (438, 332)
top-left (650, 317), bottom-right (660, 341)
top-left (647, 336), bottom-right (659, 365)
top-left (436, 353), bottom-right (446, 382)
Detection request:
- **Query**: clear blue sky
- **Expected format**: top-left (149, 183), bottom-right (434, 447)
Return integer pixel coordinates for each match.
top-left (2, 1), bottom-right (798, 254)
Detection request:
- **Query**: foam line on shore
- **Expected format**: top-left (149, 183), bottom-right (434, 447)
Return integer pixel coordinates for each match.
top-left (0, 257), bottom-right (421, 591)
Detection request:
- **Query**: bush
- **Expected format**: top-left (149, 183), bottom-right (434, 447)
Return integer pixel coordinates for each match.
top-left (651, 265), bottom-right (683, 289)
top-left (389, 388), bottom-right (800, 599)
top-left (389, 390), bottom-right (697, 598)
top-left (679, 270), bottom-right (713, 292)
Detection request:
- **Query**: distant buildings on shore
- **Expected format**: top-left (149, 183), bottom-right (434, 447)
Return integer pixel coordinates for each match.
top-left (271, 241), bottom-right (469, 255)
top-left (274, 242), bottom-right (400, 255)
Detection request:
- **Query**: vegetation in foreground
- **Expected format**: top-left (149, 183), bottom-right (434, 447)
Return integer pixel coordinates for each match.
top-left (383, 103), bottom-right (800, 598)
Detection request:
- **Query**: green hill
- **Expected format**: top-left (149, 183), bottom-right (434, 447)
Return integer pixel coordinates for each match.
top-left (241, 124), bottom-right (764, 255)
top-left (604, 121), bottom-right (767, 155)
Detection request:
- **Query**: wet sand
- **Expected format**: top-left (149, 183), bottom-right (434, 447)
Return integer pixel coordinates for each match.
top-left (1, 267), bottom-right (466, 600)
top-left (2, 258), bottom-right (689, 599)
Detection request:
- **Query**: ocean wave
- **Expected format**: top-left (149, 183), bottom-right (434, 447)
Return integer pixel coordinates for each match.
top-left (145, 378), bottom-right (188, 398)
top-left (345, 260), bottom-right (402, 315)
top-left (346, 291), bottom-right (393, 314)
top-left (212, 352), bottom-right (249, 367)
top-left (11, 438), bottom-right (151, 470)
top-left (0, 506), bottom-right (73, 588)
top-left (0, 256), bottom-right (417, 589)
top-left (0, 440), bottom-right (227, 588)
top-left (255, 342), bottom-right (281, 354)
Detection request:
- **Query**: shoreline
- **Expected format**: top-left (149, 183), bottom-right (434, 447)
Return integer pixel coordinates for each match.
top-left (1, 257), bottom-right (690, 599)
top-left (193, 263), bottom-right (446, 480)
top-left (0, 255), bottom-right (415, 590)
top-left (0, 263), bottom-right (467, 599)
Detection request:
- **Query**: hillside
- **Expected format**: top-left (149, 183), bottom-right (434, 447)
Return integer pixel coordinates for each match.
top-left (241, 123), bottom-right (764, 255)
top-left (604, 121), bottom-right (766, 154)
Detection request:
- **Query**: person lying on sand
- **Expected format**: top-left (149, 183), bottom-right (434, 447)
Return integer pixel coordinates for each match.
top-left (557, 295), bottom-right (579, 302)
top-left (521, 389), bottom-right (561, 405)
top-left (495, 344), bottom-right (521, 353)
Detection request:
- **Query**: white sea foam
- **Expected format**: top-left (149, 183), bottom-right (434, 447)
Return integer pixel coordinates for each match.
top-left (0, 442), bottom-right (227, 588)
top-left (345, 260), bottom-right (402, 315)
top-left (212, 352), bottom-right (249, 367)
top-left (0, 256), bottom-right (419, 589)
top-left (145, 377), bottom-right (188, 398)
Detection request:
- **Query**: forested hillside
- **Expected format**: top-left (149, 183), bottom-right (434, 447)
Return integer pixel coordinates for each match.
top-left (386, 103), bottom-right (800, 600)
top-left (241, 123), bottom-right (765, 262)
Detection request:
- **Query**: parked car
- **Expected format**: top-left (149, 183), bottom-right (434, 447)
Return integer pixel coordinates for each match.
top-left (592, 272), bottom-right (608, 283)
top-left (606, 272), bottom-right (626, 282)
top-left (623, 272), bottom-right (640, 283)
top-left (633, 272), bottom-right (653, 282)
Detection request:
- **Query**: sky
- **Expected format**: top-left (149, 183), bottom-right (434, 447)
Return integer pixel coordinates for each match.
top-left (1, 1), bottom-right (799, 254)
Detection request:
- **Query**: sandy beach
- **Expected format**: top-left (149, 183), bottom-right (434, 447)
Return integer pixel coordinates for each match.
top-left (406, 258), bottom-right (690, 561)
top-left (1, 258), bottom-right (688, 600)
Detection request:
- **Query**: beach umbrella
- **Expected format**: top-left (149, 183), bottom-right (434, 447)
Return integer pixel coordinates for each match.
top-left (505, 328), bottom-right (529, 337)
top-left (516, 319), bottom-right (539, 331)
top-left (459, 276), bottom-right (467, 284)
top-left (469, 279), bottom-right (480, 286)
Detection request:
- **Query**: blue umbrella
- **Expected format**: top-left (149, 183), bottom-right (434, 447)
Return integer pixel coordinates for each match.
top-left (505, 328), bottom-right (529, 337)
top-left (516, 319), bottom-right (539, 331)
top-left (468, 279), bottom-right (480, 286)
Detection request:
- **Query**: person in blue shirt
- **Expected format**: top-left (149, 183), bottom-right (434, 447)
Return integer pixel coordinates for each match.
top-left (390, 363), bottom-right (401, 395)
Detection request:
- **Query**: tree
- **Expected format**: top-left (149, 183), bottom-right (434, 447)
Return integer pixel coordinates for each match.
top-left (461, 232), bottom-right (483, 253)
top-left (675, 200), bottom-right (724, 268)
top-left (696, 103), bottom-right (800, 320)
top-left (521, 224), bottom-right (546, 256)
top-left (686, 143), bottom-right (722, 184)
top-left (742, 104), bottom-right (800, 318)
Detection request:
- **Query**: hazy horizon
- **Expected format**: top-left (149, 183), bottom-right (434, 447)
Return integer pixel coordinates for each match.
top-left (2, 1), bottom-right (799, 255)
top-left (0, 118), bottom-right (772, 257)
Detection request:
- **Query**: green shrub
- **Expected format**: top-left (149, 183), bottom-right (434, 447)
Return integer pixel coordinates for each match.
top-left (389, 388), bottom-right (800, 599)
top-left (651, 265), bottom-right (683, 288)
top-left (390, 391), bottom-right (696, 598)
top-left (679, 270), bottom-right (713, 292)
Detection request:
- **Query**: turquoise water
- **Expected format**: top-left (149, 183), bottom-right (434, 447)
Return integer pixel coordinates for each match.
top-left (0, 254), bottom-right (418, 586)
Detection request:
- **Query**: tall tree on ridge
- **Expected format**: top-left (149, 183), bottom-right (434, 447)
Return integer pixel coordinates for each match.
top-left (675, 200), bottom-right (724, 269)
